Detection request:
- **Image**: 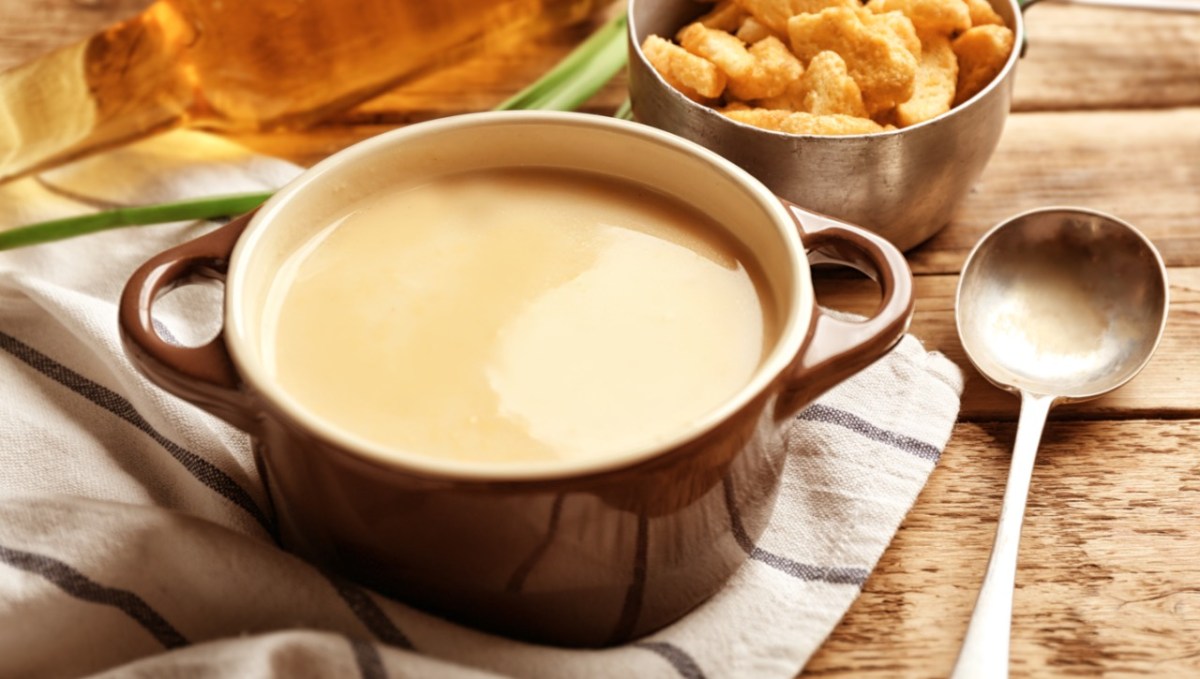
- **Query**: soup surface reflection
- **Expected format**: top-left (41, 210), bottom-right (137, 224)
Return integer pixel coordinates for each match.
top-left (263, 169), bottom-right (773, 465)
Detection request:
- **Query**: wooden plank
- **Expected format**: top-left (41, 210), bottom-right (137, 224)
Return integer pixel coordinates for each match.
top-left (813, 268), bottom-right (1200, 421)
top-left (908, 108), bottom-right (1200, 274)
top-left (805, 419), bottom-right (1200, 677)
top-left (1015, 4), bottom-right (1200, 112)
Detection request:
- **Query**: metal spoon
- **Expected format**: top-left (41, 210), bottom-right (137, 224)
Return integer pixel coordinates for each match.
top-left (950, 207), bottom-right (1169, 679)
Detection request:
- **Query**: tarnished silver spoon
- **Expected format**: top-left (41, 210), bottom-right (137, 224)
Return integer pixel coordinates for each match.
top-left (951, 207), bottom-right (1169, 679)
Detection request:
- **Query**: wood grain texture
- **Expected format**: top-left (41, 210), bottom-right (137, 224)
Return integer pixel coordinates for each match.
top-left (1015, 4), bottom-right (1200, 113)
top-left (908, 109), bottom-right (1200, 274)
top-left (806, 420), bottom-right (1200, 678)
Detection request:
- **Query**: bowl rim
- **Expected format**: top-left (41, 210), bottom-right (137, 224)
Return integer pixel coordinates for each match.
top-left (222, 111), bottom-right (814, 482)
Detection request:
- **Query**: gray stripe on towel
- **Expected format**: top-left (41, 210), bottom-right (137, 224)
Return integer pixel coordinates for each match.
top-left (0, 330), bottom-right (274, 535)
top-left (723, 476), bottom-right (870, 586)
top-left (151, 318), bottom-right (180, 347)
top-left (747, 549), bottom-right (869, 585)
top-left (635, 641), bottom-right (707, 679)
top-left (325, 574), bottom-right (414, 650)
top-left (797, 404), bottom-right (942, 462)
top-left (346, 636), bottom-right (387, 679)
top-left (0, 543), bottom-right (188, 649)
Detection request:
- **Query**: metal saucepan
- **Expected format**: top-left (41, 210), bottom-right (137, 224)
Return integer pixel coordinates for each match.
top-left (626, 0), bottom-right (1024, 251)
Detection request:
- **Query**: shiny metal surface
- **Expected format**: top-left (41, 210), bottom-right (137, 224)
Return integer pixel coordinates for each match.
top-left (956, 207), bottom-right (1169, 402)
top-left (951, 207), bottom-right (1169, 678)
top-left (627, 0), bottom-right (1024, 251)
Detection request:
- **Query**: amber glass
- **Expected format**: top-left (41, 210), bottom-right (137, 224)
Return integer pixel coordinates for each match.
top-left (0, 0), bottom-right (609, 183)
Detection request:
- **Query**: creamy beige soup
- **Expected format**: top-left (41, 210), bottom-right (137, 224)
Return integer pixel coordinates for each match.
top-left (262, 168), bottom-right (773, 465)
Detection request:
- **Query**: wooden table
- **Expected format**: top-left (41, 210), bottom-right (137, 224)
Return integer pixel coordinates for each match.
top-left (4, 2), bottom-right (1200, 676)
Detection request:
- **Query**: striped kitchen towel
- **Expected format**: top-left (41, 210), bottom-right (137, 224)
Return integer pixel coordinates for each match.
top-left (0, 131), bottom-right (963, 678)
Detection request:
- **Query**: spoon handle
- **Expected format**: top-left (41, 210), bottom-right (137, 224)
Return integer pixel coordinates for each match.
top-left (951, 392), bottom-right (1054, 679)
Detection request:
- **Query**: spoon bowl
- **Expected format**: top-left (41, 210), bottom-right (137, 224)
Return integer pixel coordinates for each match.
top-left (958, 207), bottom-right (1169, 400)
top-left (951, 207), bottom-right (1168, 679)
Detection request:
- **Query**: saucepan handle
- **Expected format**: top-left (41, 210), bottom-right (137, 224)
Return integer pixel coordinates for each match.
top-left (118, 212), bottom-right (258, 433)
top-left (775, 201), bottom-right (915, 419)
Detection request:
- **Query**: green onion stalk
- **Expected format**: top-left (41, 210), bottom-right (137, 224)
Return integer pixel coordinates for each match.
top-left (0, 11), bottom-right (630, 251)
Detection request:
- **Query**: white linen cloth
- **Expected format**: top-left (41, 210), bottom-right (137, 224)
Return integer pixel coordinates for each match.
top-left (0, 130), bottom-right (963, 678)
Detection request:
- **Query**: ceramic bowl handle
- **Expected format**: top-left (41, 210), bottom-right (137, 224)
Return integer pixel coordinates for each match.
top-left (775, 201), bottom-right (915, 419)
top-left (118, 212), bottom-right (258, 432)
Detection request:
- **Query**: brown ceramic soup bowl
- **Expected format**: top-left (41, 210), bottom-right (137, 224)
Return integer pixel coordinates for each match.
top-left (119, 112), bottom-right (913, 646)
